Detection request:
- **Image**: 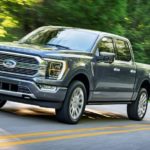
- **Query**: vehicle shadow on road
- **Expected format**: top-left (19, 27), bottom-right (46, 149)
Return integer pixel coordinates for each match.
top-left (0, 106), bottom-right (129, 124)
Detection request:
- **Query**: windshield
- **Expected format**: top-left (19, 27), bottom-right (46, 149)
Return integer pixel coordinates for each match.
top-left (19, 27), bottom-right (98, 52)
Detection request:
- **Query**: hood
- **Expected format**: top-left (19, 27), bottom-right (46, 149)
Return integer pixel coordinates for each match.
top-left (0, 42), bottom-right (92, 59)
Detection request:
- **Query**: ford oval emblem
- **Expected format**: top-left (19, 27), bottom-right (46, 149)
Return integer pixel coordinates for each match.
top-left (3, 59), bottom-right (17, 69)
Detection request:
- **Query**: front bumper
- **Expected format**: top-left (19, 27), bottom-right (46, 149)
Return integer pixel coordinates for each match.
top-left (0, 76), bottom-right (67, 108)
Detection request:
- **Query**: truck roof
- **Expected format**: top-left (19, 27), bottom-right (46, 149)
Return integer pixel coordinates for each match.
top-left (44, 25), bottom-right (129, 42)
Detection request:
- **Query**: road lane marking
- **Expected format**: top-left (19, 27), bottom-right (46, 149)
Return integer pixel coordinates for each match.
top-left (0, 124), bottom-right (149, 140)
top-left (0, 127), bottom-right (150, 147)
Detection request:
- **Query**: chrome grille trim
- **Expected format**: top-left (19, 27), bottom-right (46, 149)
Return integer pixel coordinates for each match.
top-left (0, 51), bottom-right (46, 77)
top-left (0, 61), bottom-right (40, 70)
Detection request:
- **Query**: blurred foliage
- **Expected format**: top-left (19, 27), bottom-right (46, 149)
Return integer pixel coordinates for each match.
top-left (125, 0), bottom-right (150, 63)
top-left (0, 0), bottom-right (149, 63)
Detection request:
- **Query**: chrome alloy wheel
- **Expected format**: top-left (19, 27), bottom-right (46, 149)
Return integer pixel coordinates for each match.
top-left (138, 92), bottom-right (148, 118)
top-left (69, 87), bottom-right (84, 120)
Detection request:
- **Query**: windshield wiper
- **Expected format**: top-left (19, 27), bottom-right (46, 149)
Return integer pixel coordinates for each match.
top-left (46, 44), bottom-right (71, 50)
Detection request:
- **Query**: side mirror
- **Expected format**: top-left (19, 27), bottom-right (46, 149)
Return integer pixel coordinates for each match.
top-left (96, 52), bottom-right (115, 64)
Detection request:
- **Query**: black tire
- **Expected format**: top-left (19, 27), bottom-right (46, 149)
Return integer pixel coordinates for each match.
top-left (127, 88), bottom-right (148, 121)
top-left (0, 100), bottom-right (7, 108)
top-left (56, 81), bottom-right (87, 124)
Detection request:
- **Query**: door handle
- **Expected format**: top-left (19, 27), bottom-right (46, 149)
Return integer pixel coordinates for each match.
top-left (130, 69), bottom-right (136, 74)
top-left (114, 68), bottom-right (120, 72)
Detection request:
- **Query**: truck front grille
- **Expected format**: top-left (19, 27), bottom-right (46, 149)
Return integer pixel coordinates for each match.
top-left (0, 52), bottom-right (40, 76)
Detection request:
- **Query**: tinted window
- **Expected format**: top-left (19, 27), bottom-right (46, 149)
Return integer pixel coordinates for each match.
top-left (19, 27), bottom-right (98, 52)
top-left (98, 37), bottom-right (114, 54)
top-left (116, 40), bottom-right (131, 61)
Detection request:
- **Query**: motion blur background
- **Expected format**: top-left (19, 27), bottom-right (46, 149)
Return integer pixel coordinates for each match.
top-left (0, 0), bottom-right (149, 63)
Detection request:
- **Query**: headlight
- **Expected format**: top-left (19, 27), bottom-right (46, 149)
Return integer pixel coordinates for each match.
top-left (45, 59), bottom-right (68, 80)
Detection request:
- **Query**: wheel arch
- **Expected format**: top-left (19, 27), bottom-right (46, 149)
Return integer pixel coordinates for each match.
top-left (140, 80), bottom-right (150, 98)
top-left (67, 71), bottom-right (92, 101)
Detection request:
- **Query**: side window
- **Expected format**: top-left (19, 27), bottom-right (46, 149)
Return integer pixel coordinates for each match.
top-left (116, 40), bottom-right (131, 61)
top-left (97, 37), bottom-right (115, 55)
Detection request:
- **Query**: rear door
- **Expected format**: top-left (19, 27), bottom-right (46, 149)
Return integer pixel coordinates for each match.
top-left (112, 39), bottom-right (136, 100)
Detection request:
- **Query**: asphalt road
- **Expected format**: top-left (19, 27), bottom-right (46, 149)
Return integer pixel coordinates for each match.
top-left (0, 102), bottom-right (150, 150)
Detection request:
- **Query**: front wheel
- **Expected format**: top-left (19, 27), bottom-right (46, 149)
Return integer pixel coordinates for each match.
top-left (56, 81), bottom-right (87, 124)
top-left (127, 88), bottom-right (148, 121)
top-left (0, 100), bottom-right (7, 108)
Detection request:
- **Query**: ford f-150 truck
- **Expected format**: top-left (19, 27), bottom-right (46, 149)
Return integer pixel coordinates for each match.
top-left (0, 26), bottom-right (149, 124)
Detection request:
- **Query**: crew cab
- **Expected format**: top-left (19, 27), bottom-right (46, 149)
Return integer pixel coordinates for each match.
top-left (0, 26), bottom-right (149, 124)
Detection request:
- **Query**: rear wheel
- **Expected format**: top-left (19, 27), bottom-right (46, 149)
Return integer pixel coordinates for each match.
top-left (56, 81), bottom-right (87, 124)
top-left (0, 100), bottom-right (7, 108)
top-left (127, 88), bottom-right (148, 121)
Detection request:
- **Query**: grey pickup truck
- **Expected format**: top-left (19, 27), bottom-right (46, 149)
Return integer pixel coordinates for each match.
top-left (0, 26), bottom-right (149, 124)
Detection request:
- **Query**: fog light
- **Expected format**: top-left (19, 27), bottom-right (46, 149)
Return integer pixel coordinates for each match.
top-left (38, 84), bottom-right (57, 92)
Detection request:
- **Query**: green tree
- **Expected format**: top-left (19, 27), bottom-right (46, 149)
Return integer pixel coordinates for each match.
top-left (125, 0), bottom-right (150, 63)
top-left (0, 0), bottom-right (36, 40)
top-left (34, 0), bottom-right (127, 34)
